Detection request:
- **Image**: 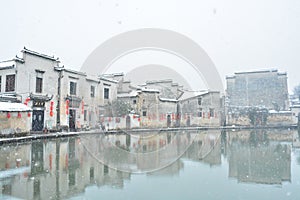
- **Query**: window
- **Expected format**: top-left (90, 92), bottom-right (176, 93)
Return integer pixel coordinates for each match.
top-left (36, 77), bottom-right (43, 93)
top-left (70, 81), bottom-right (77, 95)
top-left (5, 74), bottom-right (15, 92)
top-left (209, 108), bottom-right (215, 117)
top-left (104, 88), bottom-right (109, 99)
top-left (91, 86), bottom-right (95, 97)
top-left (104, 165), bottom-right (109, 175)
top-left (198, 97), bottom-right (202, 105)
top-left (133, 99), bottom-right (137, 104)
top-left (143, 111), bottom-right (147, 116)
top-left (0, 76), bottom-right (1, 92)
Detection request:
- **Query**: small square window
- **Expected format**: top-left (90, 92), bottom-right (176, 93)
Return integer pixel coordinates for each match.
top-left (133, 99), bottom-right (137, 104)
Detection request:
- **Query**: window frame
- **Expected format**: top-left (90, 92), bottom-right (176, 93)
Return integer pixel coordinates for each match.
top-left (104, 88), bottom-right (109, 99)
top-left (36, 77), bottom-right (43, 93)
top-left (70, 81), bottom-right (77, 95)
top-left (90, 85), bottom-right (95, 97)
top-left (5, 74), bottom-right (15, 92)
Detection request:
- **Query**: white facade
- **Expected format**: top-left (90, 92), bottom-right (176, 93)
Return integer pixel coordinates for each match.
top-left (0, 47), bottom-right (119, 132)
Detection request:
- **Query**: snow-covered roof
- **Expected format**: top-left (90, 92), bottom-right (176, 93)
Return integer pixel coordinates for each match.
top-left (0, 60), bottom-right (15, 69)
top-left (290, 105), bottom-right (300, 108)
top-left (86, 75), bottom-right (99, 82)
top-left (117, 91), bottom-right (139, 98)
top-left (22, 47), bottom-right (59, 61)
top-left (100, 76), bottom-right (119, 83)
top-left (0, 102), bottom-right (32, 112)
top-left (269, 110), bottom-right (292, 114)
top-left (179, 90), bottom-right (209, 101)
top-left (141, 88), bottom-right (160, 93)
top-left (159, 97), bottom-right (178, 103)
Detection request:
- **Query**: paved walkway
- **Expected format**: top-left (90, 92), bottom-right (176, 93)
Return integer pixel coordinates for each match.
top-left (0, 125), bottom-right (297, 144)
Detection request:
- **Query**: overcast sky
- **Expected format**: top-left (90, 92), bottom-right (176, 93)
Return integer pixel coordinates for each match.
top-left (1, 0), bottom-right (299, 92)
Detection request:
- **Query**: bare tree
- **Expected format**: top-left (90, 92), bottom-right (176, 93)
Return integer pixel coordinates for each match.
top-left (294, 84), bottom-right (300, 99)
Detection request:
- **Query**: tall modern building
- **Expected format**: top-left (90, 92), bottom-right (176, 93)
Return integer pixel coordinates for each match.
top-left (226, 69), bottom-right (289, 110)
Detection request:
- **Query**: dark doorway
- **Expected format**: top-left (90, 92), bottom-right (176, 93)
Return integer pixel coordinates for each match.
top-left (69, 109), bottom-right (76, 131)
top-left (186, 116), bottom-right (191, 126)
top-left (32, 110), bottom-right (44, 131)
top-left (167, 115), bottom-right (171, 127)
top-left (126, 116), bottom-right (131, 129)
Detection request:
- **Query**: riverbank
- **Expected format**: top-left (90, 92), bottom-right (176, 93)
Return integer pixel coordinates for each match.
top-left (0, 124), bottom-right (298, 144)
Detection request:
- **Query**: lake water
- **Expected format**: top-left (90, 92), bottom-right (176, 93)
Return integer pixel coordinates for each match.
top-left (1, 129), bottom-right (300, 200)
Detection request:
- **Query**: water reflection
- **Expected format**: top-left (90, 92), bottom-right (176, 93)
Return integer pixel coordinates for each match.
top-left (0, 129), bottom-right (299, 199)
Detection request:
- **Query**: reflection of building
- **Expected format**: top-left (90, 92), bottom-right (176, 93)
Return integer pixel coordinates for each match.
top-left (0, 136), bottom-right (131, 199)
top-left (184, 131), bottom-right (222, 166)
top-left (227, 130), bottom-right (292, 184)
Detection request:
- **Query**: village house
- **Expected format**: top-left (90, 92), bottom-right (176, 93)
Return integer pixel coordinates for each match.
top-left (0, 47), bottom-right (118, 133)
top-left (226, 69), bottom-right (289, 110)
top-left (0, 47), bottom-right (60, 132)
top-left (225, 69), bottom-right (294, 126)
top-left (179, 91), bottom-right (222, 127)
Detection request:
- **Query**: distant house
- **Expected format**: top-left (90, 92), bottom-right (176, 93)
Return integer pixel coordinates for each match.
top-left (179, 91), bottom-right (222, 127)
top-left (226, 69), bottom-right (289, 110)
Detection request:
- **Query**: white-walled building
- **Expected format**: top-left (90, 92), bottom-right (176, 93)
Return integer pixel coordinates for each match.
top-left (0, 47), bottom-right (60, 131)
top-left (0, 47), bottom-right (118, 133)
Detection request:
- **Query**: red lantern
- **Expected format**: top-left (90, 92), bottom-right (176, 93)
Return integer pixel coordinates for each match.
top-left (27, 112), bottom-right (31, 117)
top-left (7, 112), bottom-right (11, 119)
top-left (17, 112), bottom-right (22, 118)
top-left (24, 97), bottom-right (30, 106)
top-left (50, 101), bottom-right (54, 117)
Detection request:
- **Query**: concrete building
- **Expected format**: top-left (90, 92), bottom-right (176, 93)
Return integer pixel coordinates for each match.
top-left (226, 69), bottom-right (289, 110)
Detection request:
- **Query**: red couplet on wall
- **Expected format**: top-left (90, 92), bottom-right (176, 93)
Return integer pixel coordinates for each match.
top-left (66, 100), bottom-right (69, 115)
